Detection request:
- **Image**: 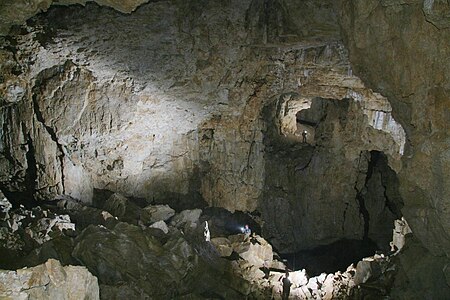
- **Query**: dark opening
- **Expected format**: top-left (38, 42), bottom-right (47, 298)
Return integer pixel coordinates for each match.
top-left (280, 239), bottom-right (378, 276)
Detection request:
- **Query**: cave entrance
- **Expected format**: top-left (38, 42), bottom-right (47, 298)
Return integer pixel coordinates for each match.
top-left (294, 97), bottom-right (328, 144)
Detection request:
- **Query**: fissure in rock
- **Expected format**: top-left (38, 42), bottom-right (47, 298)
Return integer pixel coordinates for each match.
top-left (32, 91), bottom-right (65, 195)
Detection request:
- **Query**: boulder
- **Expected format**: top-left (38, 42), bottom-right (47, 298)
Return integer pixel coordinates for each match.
top-left (149, 220), bottom-right (169, 234)
top-left (353, 260), bottom-right (373, 285)
top-left (143, 204), bottom-right (175, 223)
top-left (211, 237), bottom-right (233, 257)
top-left (322, 274), bottom-right (335, 300)
top-left (230, 234), bottom-right (273, 268)
top-left (103, 193), bottom-right (149, 225)
top-left (391, 217), bottom-right (412, 252)
top-left (72, 222), bottom-right (246, 299)
top-left (290, 269), bottom-right (308, 287)
top-left (56, 195), bottom-right (84, 211)
top-left (170, 209), bottom-right (202, 231)
top-left (0, 258), bottom-right (99, 299)
top-left (269, 259), bottom-right (287, 271)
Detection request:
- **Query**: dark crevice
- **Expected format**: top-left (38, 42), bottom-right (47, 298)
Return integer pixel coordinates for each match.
top-left (356, 191), bottom-right (370, 240)
top-left (342, 202), bottom-right (349, 233)
top-left (24, 134), bottom-right (38, 200)
top-left (296, 119), bottom-right (317, 127)
top-left (378, 154), bottom-right (404, 219)
top-left (32, 94), bottom-right (65, 194)
top-left (1, 108), bottom-right (17, 165)
top-left (0, 133), bottom-right (38, 208)
top-left (354, 151), bottom-right (372, 240)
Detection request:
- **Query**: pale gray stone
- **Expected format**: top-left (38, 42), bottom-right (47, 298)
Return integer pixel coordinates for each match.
top-left (149, 220), bottom-right (169, 234)
top-left (143, 204), bottom-right (175, 223)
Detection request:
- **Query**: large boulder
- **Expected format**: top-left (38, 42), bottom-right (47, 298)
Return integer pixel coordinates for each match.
top-left (143, 204), bottom-right (175, 223)
top-left (72, 222), bottom-right (246, 299)
top-left (0, 258), bottom-right (99, 299)
top-left (211, 237), bottom-right (233, 257)
top-left (103, 193), bottom-right (150, 225)
top-left (230, 234), bottom-right (273, 268)
top-left (149, 220), bottom-right (169, 234)
top-left (170, 209), bottom-right (202, 231)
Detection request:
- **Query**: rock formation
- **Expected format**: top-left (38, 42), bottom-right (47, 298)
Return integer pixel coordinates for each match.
top-left (339, 0), bottom-right (450, 297)
top-left (0, 0), bottom-right (448, 298)
top-left (0, 258), bottom-right (99, 299)
top-left (0, 0), bottom-right (407, 253)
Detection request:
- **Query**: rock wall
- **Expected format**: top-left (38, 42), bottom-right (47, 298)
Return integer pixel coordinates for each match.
top-left (339, 0), bottom-right (450, 295)
top-left (0, 0), bottom-right (410, 253)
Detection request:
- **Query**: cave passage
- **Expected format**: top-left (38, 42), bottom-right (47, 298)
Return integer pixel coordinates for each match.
top-left (280, 239), bottom-right (378, 276)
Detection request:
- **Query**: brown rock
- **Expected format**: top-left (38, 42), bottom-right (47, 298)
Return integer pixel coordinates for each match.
top-left (0, 259), bottom-right (99, 299)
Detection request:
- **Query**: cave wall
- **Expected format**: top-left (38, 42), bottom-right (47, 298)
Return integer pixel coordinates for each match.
top-left (261, 93), bottom-right (404, 252)
top-left (0, 0), bottom-right (408, 252)
top-left (1, 0), bottom-right (269, 211)
top-left (340, 0), bottom-right (450, 259)
top-left (339, 0), bottom-right (450, 294)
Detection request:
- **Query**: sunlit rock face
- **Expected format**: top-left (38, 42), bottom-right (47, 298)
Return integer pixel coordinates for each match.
top-left (339, 0), bottom-right (450, 296)
top-left (0, 0), bottom-right (408, 253)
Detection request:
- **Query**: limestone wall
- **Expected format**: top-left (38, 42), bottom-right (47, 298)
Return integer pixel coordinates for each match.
top-left (0, 0), bottom-right (407, 252)
top-left (340, 0), bottom-right (450, 259)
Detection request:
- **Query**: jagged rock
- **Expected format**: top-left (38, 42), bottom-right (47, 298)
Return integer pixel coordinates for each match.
top-left (230, 234), bottom-right (273, 268)
top-left (289, 269), bottom-right (308, 287)
top-left (143, 204), bottom-right (175, 223)
top-left (354, 260), bottom-right (374, 286)
top-left (56, 195), bottom-right (84, 210)
top-left (322, 273), bottom-right (335, 300)
top-left (0, 204), bottom-right (75, 250)
top-left (269, 259), bottom-right (287, 271)
top-left (0, 0), bottom-right (154, 35)
top-left (340, 0), bottom-right (450, 271)
top-left (391, 217), bottom-right (412, 252)
top-left (170, 209), bottom-right (202, 231)
top-left (64, 206), bottom-right (119, 231)
top-left (103, 193), bottom-right (149, 225)
top-left (0, 194), bottom-right (12, 221)
top-left (211, 237), bottom-right (233, 257)
top-left (149, 220), bottom-right (169, 234)
top-left (72, 222), bottom-right (247, 299)
top-left (0, 258), bottom-right (99, 299)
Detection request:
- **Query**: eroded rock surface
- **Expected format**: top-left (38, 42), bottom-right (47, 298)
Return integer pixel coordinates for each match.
top-left (0, 0), bottom-right (160, 35)
top-left (0, 0), bottom-right (408, 254)
top-left (0, 0), bottom-right (447, 298)
top-left (0, 258), bottom-right (99, 300)
top-left (340, 0), bottom-right (450, 297)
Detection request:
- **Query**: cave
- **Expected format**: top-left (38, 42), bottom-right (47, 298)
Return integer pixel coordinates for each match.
top-left (0, 0), bottom-right (449, 299)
